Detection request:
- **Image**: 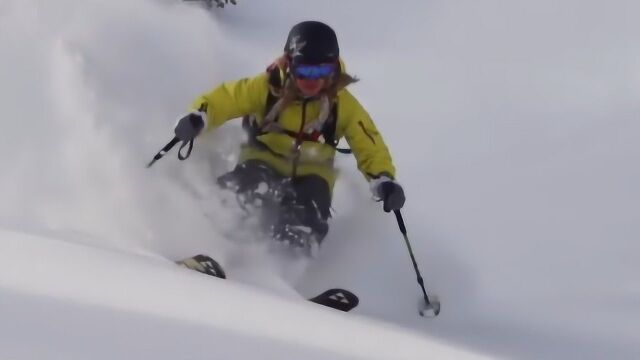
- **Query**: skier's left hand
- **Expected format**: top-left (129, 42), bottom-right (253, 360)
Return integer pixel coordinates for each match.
top-left (370, 176), bottom-right (406, 212)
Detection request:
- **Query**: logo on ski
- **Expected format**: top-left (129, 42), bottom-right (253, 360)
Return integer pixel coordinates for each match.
top-left (309, 289), bottom-right (359, 312)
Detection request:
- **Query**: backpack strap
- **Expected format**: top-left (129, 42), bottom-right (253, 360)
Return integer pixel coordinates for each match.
top-left (320, 102), bottom-right (352, 154)
top-left (242, 65), bottom-right (283, 141)
top-left (320, 103), bottom-right (338, 146)
top-left (265, 65), bottom-right (282, 122)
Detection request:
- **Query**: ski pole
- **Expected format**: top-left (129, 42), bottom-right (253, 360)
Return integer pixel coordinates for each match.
top-left (146, 136), bottom-right (194, 168)
top-left (393, 209), bottom-right (441, 317)
top-left (147, 104), bottom-right (206, 168)
top-left (146, 136), bottom-right (180, 168)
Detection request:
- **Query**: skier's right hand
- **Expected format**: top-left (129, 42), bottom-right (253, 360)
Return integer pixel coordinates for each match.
top-left (174, 111), bottom-right (206, 142)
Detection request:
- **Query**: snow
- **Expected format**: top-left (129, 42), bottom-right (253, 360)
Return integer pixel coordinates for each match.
top-left (1, 0), bottom-right (640, 359)
top-left (0, 229), bottom-right (480, 360)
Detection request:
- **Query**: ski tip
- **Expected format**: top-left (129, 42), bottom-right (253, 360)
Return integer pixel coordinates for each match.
top-left (309, 288), bottom-right (359, 312)
top-left (177, 254), bottom-right (227, 279)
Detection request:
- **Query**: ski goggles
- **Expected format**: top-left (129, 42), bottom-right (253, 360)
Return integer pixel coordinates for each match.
top-left (292, 63), bottom-right (337, 80)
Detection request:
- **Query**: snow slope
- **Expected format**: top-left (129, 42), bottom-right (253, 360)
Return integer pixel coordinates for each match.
top-left (0, 229), bottom-right (485, 360)
top-left (1, 0), bottom-right (640, 358)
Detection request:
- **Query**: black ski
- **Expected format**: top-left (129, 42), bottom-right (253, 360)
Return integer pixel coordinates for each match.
top-left (177, 254), bottom-right (226, 279)
top-left (177, 254), bottom-right (359, 312)
top-left (308, 288), bottom-right (359, 312)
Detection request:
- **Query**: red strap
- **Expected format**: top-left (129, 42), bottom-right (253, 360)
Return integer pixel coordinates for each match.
top-left (280, 129), bottom-right (323, 143)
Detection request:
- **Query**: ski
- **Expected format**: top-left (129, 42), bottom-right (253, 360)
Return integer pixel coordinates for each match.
top-left (177, 254), bottom-right (227, 279)
top-left (177, 254), bottom-right (359, 312)
top-left (308, 288), bottom-right (359, 312)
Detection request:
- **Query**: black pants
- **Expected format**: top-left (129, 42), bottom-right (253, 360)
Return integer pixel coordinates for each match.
top-left (217, 160), bottom-right (331, 244)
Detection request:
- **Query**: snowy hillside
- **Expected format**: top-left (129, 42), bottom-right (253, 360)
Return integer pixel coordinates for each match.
top-left (0, 229), bottom-right (485, 359)
top-left (1, 0), bottom-right (640, 359)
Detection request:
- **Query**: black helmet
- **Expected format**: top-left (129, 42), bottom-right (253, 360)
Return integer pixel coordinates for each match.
top-left (284, 21), bottom-right (339, 65)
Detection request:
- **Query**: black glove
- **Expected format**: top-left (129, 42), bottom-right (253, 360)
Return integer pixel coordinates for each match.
top-left (371, 176), bottom-right (406, 212)
top-left (174, 111), bottom-right (206, 142)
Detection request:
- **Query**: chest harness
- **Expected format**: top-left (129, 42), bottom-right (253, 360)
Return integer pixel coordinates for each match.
top-left (242, 67), bottom-right (351, 176)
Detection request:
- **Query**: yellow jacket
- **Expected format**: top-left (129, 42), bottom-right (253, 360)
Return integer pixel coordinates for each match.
top-left (191, 72), bottom-right (396, 188)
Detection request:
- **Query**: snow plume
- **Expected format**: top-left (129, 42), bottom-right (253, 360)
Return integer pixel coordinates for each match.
top-left (0, 0), bottom-right (314, 290)
top-left (0, 0), bottom-right (235, 257)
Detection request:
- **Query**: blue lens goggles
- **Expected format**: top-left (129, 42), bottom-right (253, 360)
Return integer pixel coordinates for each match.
top-left (292, 63), bottom-right (337, 80)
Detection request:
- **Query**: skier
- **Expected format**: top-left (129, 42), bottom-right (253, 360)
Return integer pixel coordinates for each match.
top-left (173, 21), bottom-right (405, 253)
